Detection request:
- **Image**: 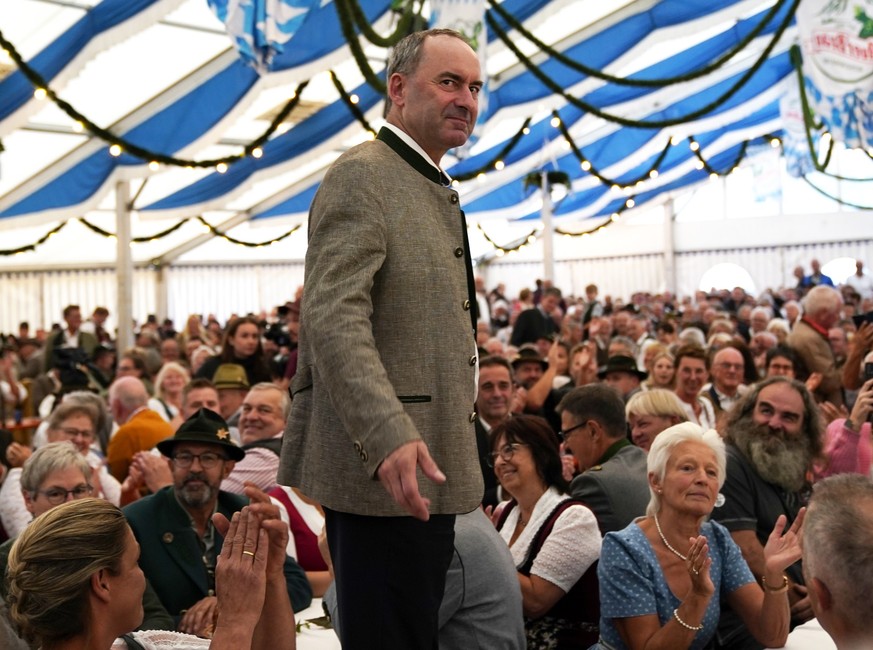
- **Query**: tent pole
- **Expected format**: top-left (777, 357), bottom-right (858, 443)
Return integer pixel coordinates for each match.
top-left (663, 198), bottom-right (676, 296)
top-left (116, 180), bottom-right (134, 352)
top-left (541, 171), bottom-right (555, 283)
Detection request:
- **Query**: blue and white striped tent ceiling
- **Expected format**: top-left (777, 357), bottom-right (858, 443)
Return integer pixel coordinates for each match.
top-left (0, 0), bottom-right (800, 266)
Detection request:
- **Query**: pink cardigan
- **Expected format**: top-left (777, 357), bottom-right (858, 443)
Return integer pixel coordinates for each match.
top-left (816, 418), bottom-right (873, 479)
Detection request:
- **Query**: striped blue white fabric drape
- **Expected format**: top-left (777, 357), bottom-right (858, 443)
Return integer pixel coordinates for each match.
top-left (207, 0), bottom-right (321, 73)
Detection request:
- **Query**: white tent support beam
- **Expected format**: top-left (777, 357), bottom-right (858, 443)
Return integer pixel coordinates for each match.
top-left (116, 180), bottom-right (134, 351)
top-left (541, 172), bottom-right (555, 282)
top-left (663, 198), bottom-right (676, 296)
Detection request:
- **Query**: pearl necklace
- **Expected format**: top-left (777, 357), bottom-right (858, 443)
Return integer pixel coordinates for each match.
top-left (654, 513), bottom-right (687, 561)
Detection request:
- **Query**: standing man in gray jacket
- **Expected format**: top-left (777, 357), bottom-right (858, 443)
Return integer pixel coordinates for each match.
top-left (279, 28), bottom-right (484, 649)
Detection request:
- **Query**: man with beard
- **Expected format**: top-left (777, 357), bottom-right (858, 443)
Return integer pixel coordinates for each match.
top-left (711, 377), bottom-right (823, 650)
top-left (124, 408), bottom-right (310, 634)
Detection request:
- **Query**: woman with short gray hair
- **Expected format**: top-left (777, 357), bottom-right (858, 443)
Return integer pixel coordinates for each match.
top-left (594, 423), bottom-right (803, 650)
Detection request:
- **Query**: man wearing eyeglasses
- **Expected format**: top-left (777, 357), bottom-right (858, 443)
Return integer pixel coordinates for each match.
top-left (702, 346), bottom-right (748, 423)
top-left (556, 383), bottom-right (649, 535)
top-left (124, 408), bottom-right (311, 636)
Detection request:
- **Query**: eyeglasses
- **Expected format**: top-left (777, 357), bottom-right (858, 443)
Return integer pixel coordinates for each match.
top-left (487, 443), bottom-right (527, 467)
top-left (558, 421), bottom-right (588, 441)
top-left (36, 484), bottom-right (93, 505)
top-left (58, 427), bottom-right (95, 440)
top-left (172, 452), bottom-right (227, 469)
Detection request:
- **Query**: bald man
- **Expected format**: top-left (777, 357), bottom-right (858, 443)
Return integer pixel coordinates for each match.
top-left (107, 376), bottom-right (174, 481)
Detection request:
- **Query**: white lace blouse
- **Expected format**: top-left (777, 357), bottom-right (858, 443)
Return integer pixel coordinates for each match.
top-left (498, 486), bottom-right (602, 593)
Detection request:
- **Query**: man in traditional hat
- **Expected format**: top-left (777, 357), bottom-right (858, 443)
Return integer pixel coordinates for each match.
top-left (510, 344), bottom-right (548, 390)
top-left (598, 355), bottom-right (647, 403)
top-left (211, 363), bottom-right (249, 430)
top-left (124, 408), bottom-right (310, 636)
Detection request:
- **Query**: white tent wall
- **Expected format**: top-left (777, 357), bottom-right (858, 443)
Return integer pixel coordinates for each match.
top-left (1, 263), bottom-right (304, 335)
top-left (480, 209), bottom-right (873, 301)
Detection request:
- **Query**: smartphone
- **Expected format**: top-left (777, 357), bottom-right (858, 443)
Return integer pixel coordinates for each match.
top-left (865, 362), bottom-right (873, 382)
top-left (852, 311), bottom-right (873, 329)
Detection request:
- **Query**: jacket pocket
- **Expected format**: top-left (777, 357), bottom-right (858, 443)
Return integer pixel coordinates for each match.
top-left (397, 395), bottom-right (432, 404)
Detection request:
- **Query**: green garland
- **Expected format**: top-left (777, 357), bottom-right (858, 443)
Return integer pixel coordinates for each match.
top-left (0, 28), bottom-right (309, 169)
top-left (338, 0), bottom-right (421, 48)
top-left (790, 45), bottom-right (835, 173)
top-left (551, 109), bottom-right (672, 186)
top-left (486, 0), bottom-right (799, 129)
top-left (476, 222), bottom-right (539, 254)
top-left (329, 71), bottom-right (378, 135)
top-left (800, 175), bottom-right (873, 209)
top-left (78, 217), bottom-right (191, 242)
top-left (334, 0), bottom-right (388, 93)
top-left (486, 0), bottom-right (790, 87)
top-left (452, 118), bottom-right (533, 181)
top-left (0, 221), bottom-right (67, 256)
top-left (688, 136), bottom-right (749, 175)
top-left (196, 216), bottom-right (301, 247)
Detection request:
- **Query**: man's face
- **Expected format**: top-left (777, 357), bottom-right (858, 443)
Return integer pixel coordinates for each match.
top-left (675, 356), bottom-right (708, 399)
top-left (828, 328), bottom-right (848, 358)
top-left (65, 308), bottom-right (82, 331)
top-left (170, 442), bottom-right (233, 509)
top-left (560, 411), bottom-right (597, 472)
top-left (160, 339), bottom-right (180, 362)
top-left (752, 382), bottom-right (805, 438)
top-left (628, 319), bottom-right (647, 340)
top-left (476, 365), bottom-right (514, 426)
top-left (766, 355), bottom-right (795, 378)
top-left (218, 388), bottom-right (247, 420)
top-left (514, 360), bottom-right (543, 389)
top-left (612, 312), bottom-right (630, 336)
top-left (389, 35), bottom-right (481, 162)
top-left (183, 387), bottom-right (220, 419)
top-left (239, 389), bottom-right (285, 445)
top-left (711, 348), bottom-right (744, 394)
top-left (731, 382), bottom-right (810, 492)
top-left (540, 294), bottom-right (559, 314)
top-left (603, 371), bottom-right (639, 398)
top-left (750, 312), bottom-right (769, 332)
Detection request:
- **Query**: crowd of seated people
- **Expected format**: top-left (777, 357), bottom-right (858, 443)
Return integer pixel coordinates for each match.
top-left (0, 262), bottom-right (871, 648)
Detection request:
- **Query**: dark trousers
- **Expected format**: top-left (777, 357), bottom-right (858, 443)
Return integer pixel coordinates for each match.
top-left (324, 508), bottom-right (456, 650)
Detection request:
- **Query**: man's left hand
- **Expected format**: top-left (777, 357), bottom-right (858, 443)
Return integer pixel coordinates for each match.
top-left (178, 595), bottom-right (218, 637)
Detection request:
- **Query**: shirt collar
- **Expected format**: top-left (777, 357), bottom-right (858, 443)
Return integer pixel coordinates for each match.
top-left (382, 123), bottom-right (452, 183)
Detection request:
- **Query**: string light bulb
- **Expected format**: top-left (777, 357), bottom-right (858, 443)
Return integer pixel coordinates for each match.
top-left (494, 160), bottom-right (505, 171)
top-left (349, 94), bottom-right (360, 105)
top-left (527, 235), bottom-right (536, 244)
top-left (770, 137), bottom-right (781, 148)
top-left (694, 160), bottom-right (704, 170)
top-left (522, 127), bottom-right (530, 135)
top-left (216, 162), bottom-right (228, 174)
top-left (625, 199), bottom-right (635, 208)
top-left (148, 161), bottom-right (159, 171)
top-left (33, 88), bottom-right (47, 100)
top-left (72, 121), bottom-right (84, 133)
top-left (109, 144), bottom-right (122, 157)
top-left (649, 169), bottom-right (659, 179)
top-left (689, 141), bottom-right (700, 152)
top-left (580, 160), bottom-right (591, 171)
top-left (251, 147), bottom-right (263, 159)
top-left (550, 116), bottom-right (561, 128)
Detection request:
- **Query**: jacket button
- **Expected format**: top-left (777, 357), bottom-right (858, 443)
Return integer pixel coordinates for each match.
top-left (353, 441), bottom-right (362, 453)
top-left (454, 247), bottom-right (464, 258)
top-left (360, 450), bottom-right (369, 462)
top-left (463, 299), bottom-right (471, 310)
top-left (162, 532), bottom-right (174, 544)
top-left (450, 194), bottom-right (459, 204)
top-left (469, 412), bottom-right (478, 423)
top-left (469, 355), bottom-right (477, 366)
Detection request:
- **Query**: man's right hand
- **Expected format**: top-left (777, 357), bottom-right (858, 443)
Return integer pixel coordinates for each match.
top-left (376, 440), bottom-right (445, 521)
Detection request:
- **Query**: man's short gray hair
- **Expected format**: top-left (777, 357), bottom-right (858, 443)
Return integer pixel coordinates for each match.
top-left (804, 474), bottom-right (873, 635)
top-left (802, 285), bottom-right (841, 316)
top-left (248, 382), bottom-right (291, 421)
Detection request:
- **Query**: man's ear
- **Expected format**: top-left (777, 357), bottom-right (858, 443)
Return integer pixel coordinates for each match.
top-left (91, 569), bottom-right (111, 604)
top-left (22, 489), bottom-right (36, 515)
top-left (387, 73), bottom-right (406, 109)
top-left (222, 460), bottom-right (236, 480)
top-left (809, 576), bottom-right (832, 613)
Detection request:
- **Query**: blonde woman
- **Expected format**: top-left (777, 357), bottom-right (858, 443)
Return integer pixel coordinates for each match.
top-left (626, 389), bottom-right (687, 452)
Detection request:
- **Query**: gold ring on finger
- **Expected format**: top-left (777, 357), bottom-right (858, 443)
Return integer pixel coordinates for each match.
top-left (242, 550), bottom-right (255, 557)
